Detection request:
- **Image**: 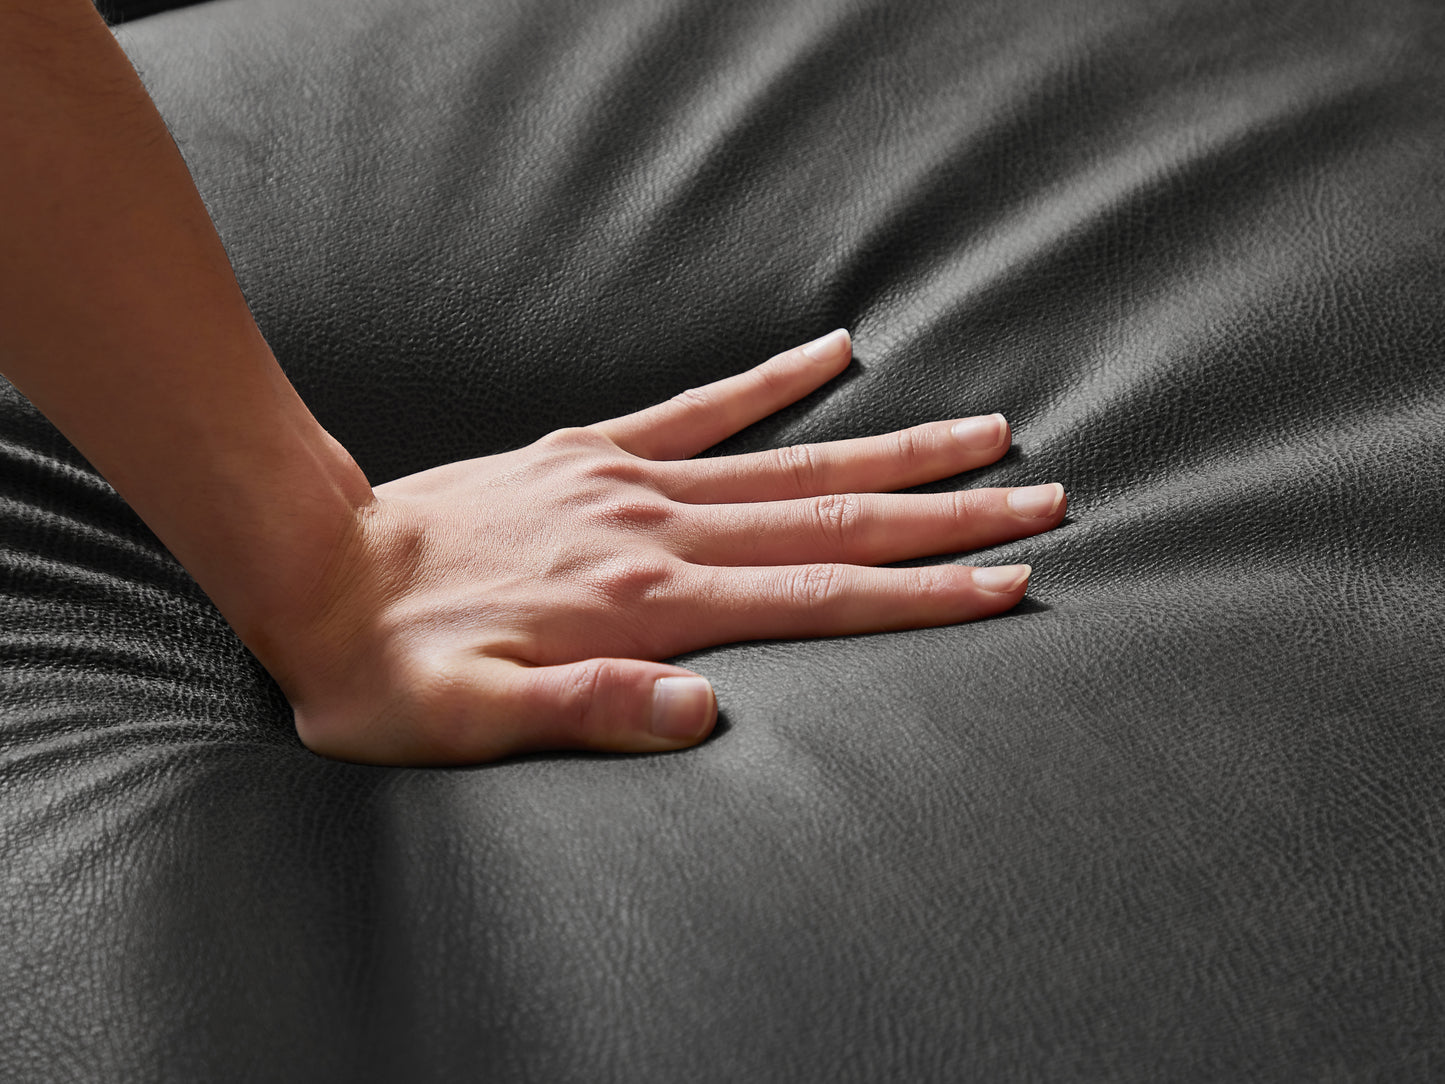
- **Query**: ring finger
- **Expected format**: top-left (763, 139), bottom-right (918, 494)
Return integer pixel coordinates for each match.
top-left (676, 484), bottom-right (1067, 566)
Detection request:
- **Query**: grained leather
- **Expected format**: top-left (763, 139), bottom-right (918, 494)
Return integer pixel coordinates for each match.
top-left (3, 0), bottom-right (1443, 1079)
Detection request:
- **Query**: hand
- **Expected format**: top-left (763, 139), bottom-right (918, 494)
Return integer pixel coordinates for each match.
top-left (268, 330), bottom-right (1067, 764)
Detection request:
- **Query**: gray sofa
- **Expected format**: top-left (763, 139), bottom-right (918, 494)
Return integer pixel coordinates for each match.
top-left (3, 0), bottom-right (1443, 1078)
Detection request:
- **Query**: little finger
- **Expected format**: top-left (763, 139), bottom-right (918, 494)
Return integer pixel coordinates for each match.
top-left (671, 560), bottom-right (1033, 645)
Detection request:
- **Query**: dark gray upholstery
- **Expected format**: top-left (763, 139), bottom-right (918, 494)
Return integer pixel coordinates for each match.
top-left (4, 0), bottom-right (1444, 1078)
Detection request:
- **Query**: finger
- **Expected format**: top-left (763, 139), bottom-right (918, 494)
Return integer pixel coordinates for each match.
top-left (671, 561), bottom-right (1033, 645)
top-left (402, 657), bottom-right (718, 764)
top-left (679, 484), bottom-right (1066, 566)
top-left (593, 328), bottom-right (852, 461)
top-left (655, 413), bottom-right (1011, 503)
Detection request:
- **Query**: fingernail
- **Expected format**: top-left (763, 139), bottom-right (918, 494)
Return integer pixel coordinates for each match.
top-left (650, 676), bottom-right (715, 741)
top-left (972, 564), bottom-right (1032, 594)
top-left (799, 328), bottom-right (850, 360)
top-left (951, 413), bottom-right (1006, 449)
top-left (1006, 482), bottom-right (1064, 518)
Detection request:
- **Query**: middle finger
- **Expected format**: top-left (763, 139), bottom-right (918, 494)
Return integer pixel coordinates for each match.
top-left (653, 413), bottom-right (1011, 504)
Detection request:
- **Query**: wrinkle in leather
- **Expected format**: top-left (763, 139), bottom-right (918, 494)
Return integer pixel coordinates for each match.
top-left (4, 0), bottom-right (1445, 1079)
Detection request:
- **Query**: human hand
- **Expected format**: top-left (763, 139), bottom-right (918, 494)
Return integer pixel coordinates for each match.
top-left (267, 330), bottom-right (1067, 765)
top-left (7, 2), bottom-right (1062, 768)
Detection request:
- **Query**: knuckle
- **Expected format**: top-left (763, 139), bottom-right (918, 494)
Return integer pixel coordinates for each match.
top-left (813, 492), bottom-right (862, 549)
top-left (752, 355), bottom-right (798, 397)
top-left (782, 563), bottom-right (844, 609)
top-left (890, 424), bottom-right (926, 464)
top-left (669, 385), bottom-right (716, 420)
top-left (908, 565), bottom-right (963, 610)
top-left (581, 455), bottom-right (648, 486)
top-left (560, 657), bottom-right (613, 738)
top-left (590, 496), bottom-right (674, 532)
top-left (538, 425), bottom-right (593, 449)
top-left (949, 488), bottom-right (986, 520)
top-left (590, 553), bottom-right (675, 605)
top-left (772, 442), bottom-right (821, 496)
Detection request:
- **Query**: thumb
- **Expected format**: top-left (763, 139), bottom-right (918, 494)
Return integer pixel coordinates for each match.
top-left (473, 656), bottom-right (718, 759)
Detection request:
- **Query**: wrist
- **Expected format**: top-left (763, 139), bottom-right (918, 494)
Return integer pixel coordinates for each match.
top-left (182, 382), bottom-right (378, 680)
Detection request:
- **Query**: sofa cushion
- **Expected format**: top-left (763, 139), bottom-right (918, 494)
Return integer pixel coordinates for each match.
top-left (3, 0), bottom-right (1443, 1078)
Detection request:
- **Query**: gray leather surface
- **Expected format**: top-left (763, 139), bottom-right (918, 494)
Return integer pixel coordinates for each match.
top-left (4, 0), bottom-right (1444, 1079)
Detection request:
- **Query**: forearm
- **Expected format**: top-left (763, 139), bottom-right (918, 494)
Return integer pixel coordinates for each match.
top-left (0, 0), bottom-right (372, 661)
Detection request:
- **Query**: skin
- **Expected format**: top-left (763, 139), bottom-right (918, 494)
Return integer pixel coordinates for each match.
top-left (0, 0), bottom-right (1067, 765)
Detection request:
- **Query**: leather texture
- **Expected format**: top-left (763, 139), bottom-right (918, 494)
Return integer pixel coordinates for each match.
top-left (4, 0), bottom-right (1444, 1079)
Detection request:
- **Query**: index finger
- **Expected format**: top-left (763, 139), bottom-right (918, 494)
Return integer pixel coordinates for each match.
top-left (593, 329), bottom-right (852, 461)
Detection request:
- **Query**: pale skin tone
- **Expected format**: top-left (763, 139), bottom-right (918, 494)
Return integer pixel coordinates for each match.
top-left (1, 0), bottom-right (1067, 765)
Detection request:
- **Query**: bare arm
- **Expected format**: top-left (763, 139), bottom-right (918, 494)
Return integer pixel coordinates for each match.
top-left (0, 0), bottom-right (1066, 764)
top-left (0, 0), bottom-right (374, 650)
